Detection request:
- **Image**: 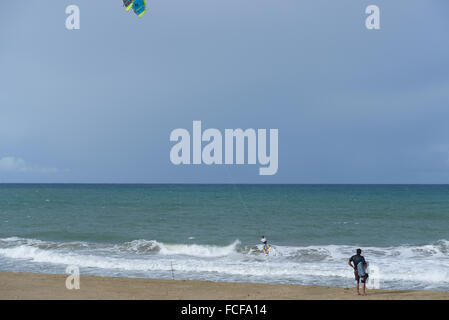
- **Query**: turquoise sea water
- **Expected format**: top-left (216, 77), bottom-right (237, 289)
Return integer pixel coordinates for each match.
top-left (1, 184), bottom-right (449, 291)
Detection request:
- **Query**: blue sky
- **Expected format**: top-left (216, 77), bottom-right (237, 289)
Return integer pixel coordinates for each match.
top-left (1, 0), bottom-right (448, 183)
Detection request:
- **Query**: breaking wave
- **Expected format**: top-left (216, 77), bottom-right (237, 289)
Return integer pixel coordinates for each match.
top-left (1, 237), bottom-right (449, 290)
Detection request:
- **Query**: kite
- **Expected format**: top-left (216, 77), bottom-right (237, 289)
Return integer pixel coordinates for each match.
top-left (122, 0), bottom-right (147, 18)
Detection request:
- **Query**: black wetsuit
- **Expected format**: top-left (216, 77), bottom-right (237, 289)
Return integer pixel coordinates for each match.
top-left (349, 254), bottom-right (368, 283)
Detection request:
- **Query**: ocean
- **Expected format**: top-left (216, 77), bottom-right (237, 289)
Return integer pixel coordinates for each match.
top-left (1, 184), bottom-right (448, 291)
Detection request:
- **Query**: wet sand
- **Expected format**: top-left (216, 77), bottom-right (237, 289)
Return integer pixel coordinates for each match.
top-left (1, 271), bottom-right (448, 300)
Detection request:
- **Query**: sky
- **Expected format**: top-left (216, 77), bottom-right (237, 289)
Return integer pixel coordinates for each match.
top-left (0, 0), bottom-right (448, 183)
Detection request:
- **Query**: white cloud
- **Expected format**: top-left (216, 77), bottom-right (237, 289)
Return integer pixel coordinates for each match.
top-left (0, 156), bottom-right (58, 173)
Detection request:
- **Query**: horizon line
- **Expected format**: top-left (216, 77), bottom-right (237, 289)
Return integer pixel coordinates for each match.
top-left (1, 182), bottom-right (449, 186)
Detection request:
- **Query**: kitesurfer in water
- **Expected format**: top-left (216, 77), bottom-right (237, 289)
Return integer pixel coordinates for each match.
top-left (260, 236), bottom-right (270, 254)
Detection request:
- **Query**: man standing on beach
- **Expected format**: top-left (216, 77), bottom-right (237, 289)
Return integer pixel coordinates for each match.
top-left (348, 248), bottom-right (368, 296)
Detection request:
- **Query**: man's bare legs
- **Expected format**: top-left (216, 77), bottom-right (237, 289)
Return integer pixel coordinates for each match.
top-left (361, 282), bottom-right (366, 296)
top-left (356, 282), bottom-right (367, 296)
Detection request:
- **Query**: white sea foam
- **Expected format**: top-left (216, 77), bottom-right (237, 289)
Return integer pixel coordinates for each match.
top-left (1, 237), bottom-right (449, 290)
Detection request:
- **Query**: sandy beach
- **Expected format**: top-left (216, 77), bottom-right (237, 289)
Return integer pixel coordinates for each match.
top-left (0, 271), bottom-right (448, 300)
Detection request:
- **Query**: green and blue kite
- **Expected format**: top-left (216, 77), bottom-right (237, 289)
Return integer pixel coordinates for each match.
top-left (123, 0), bottom-right (146, 18)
